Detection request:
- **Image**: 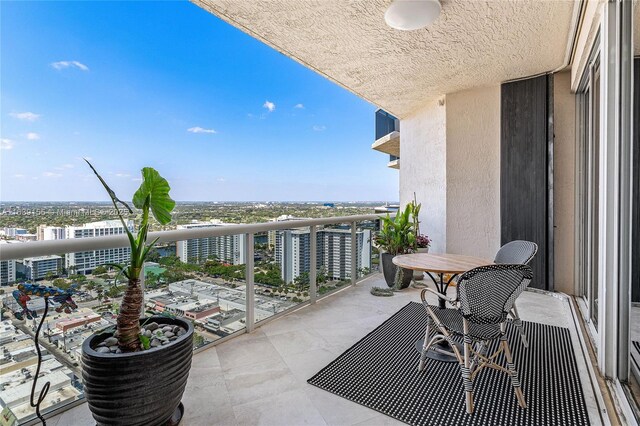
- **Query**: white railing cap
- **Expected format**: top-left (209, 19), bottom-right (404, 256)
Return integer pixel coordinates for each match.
top-left (0, 214), bottom-right (386, 261)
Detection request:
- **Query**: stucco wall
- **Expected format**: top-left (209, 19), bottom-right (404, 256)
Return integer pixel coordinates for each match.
top-left (553, 71), bottom-right (576, 294)
top-left (445, 86), bottom-right (501, 259)
top-left (399, 98), bottom-right (447, 253)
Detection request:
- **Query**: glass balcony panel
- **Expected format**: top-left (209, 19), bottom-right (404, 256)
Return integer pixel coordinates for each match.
top-left (255, 226), bottom-right (312, 324)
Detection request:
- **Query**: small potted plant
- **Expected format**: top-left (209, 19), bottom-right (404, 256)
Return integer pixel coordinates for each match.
top-left (374, 204), bottom-right (415, 289)
top-left (81, 160), bottom-right (193, 426)
top-left (416, 234), bottom-right (431, 253)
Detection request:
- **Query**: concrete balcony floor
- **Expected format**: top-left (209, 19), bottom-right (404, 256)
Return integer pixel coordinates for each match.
top-left (50, 274), bottom-right (603, 425)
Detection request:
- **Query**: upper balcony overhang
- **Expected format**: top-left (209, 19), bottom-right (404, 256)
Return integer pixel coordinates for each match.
top-left (372, 130), bottom-right (400, 157)
top-left (193, 0), bottom-right (580, 119)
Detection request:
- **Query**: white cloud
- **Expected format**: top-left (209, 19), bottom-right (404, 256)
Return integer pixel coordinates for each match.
top-left (263, 101), bottom-right (276, 113)
top-left (13, 174), bottom-right (25, 178)
top-left (26, 132), bottom-right (40, 140)
top-left (51, 61), bottom-right (89, 71)
top-left (294, 103), bottom-right (305, 109)
top-left (115, 173), bottom-right (131, 178)
top-left (9, 112), bottom-right (40, 121)
top-left (216, 177), bottom-right (226, 182)
top-left (54, 164), bottom-right (75, 171)
top-left (43, 171), bottom-right (63, 178)
top-left (1, 138), bottom-right (14, 150)
top-left (187, 126), bottom-right (217, 134)
top-left (312, 125), bottom-right (326, 132)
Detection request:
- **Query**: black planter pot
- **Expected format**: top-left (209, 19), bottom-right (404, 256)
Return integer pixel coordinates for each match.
top-left (82, 316), bottom-right (194, 426)
top-left (381, 253), bottom-right (413, 289)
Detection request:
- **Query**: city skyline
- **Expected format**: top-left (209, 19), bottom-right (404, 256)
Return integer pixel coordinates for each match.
top-left (0, 1), bottom-right (399, 202)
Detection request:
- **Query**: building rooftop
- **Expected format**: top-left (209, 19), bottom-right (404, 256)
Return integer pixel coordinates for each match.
top-left (23, 255), bottom-right (63, 261)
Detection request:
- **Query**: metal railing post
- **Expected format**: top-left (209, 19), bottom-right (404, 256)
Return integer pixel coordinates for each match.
top-left (309, 225), bottom-right (317, 304)
top-left (245, 233), bottom-right (255, 332)
top-left (351, 221), bottom-right (357, 286)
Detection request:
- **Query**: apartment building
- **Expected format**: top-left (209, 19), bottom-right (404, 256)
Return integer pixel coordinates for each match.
top-left (23, 255), bottom-right (64, 280)
top-left (276, 227), bottom-right (371, 284)
top-left (0, 241), bottom-right (19, 285)
top-left (65, 220), bottom-right (133, 274)
top-left (37, 225), bottom-right (66, 241)
top-left (176, 221), bottom-right (245, 265)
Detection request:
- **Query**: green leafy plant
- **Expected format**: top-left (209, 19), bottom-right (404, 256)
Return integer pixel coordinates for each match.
top-left (374, 204), bottom-right (416, 255)
top-left (370, 286), bottom-right (394, 297)
top-left (85, 159), bottom-right (175, 352)
top-left (407, 194), bottom-right (430, 249)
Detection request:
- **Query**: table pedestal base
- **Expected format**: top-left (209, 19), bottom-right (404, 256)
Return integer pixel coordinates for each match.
top-left (414, 338), bottom-right (463, 363)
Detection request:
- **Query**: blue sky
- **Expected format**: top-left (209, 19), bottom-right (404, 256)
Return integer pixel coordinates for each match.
top-left (0, 1), bottom-right (398, 202)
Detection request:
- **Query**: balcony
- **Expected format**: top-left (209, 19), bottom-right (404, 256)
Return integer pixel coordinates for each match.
top-left (47, 272), bottom-right (604, 425)
top-left (2, 0), bottom-right (637, 423)
top-left (0, 215), bottom-right (383, 424)
top-left (371, 131), bottom-right (400, 157)
top-left (0, 214), bottom-right (608, 425)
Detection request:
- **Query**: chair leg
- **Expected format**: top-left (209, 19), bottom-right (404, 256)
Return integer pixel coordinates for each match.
top-left (418, 320), bottom-right (431, 371)
top-left (462, 327), bottom-right (474, 414)
top-left (502, 337), bottom-right (526, 409)
top-left (511, 305), bottom-right (528, 348)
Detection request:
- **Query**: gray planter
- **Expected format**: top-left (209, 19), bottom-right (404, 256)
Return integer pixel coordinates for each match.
top-left (82, 316), bottom-right (194, 426)
top-left (381, 253), bottom-right (413, 289)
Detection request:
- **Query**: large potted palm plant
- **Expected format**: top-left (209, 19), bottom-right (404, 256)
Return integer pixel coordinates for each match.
top-left (375, 204), bottom-right (415, 289)
top-left (81, 160), bottom-right (193, 426)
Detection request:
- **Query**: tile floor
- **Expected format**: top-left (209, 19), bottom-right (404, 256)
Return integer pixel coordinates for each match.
top-left (49, 274), bottom-right (604, 425)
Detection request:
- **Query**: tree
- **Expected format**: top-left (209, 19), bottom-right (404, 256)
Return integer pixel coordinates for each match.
top-left (193, 334), bottom-right (205, 348)
top-left (294, 272), bottom-right (310, 292)
top-left (93, 265), bottom-right (108, 275)
top-left (52, 278), bottom-right (71, 290)
top-left (108, 285), bottom-right (122, 298)
top-left (146, 271), bottom-right (160, 289)
top-left (146, 248), bottom-right (161, 263)
top-left (317, 267), bottom-right (328, 284)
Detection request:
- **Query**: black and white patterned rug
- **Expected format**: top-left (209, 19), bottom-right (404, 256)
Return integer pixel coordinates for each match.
top-left (308, 302), bottom-right (590, 425)
top-left (632, 341), bottom-right (640, 370)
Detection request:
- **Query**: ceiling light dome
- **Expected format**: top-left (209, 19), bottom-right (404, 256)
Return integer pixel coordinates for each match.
top-left (384, 0), bottom-right (441, 31)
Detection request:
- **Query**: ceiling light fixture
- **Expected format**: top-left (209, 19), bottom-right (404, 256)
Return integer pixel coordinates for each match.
top-left (384, 0), bottom-right (441, 31)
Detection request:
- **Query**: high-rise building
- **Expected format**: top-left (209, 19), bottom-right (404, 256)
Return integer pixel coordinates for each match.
top-left (176, 221), bottom-right (245, 265)
top-left (22, 255), bottom-right (64, 280)
top-left (0, 241), bottom-right (19, 285)
top-left (65, 220), bottom-right (134, 274)
top-left (276, 228), bottom-right (372, 283)
top-left (1, 228), bottom-right (28, 238)
top-left (267, 215), bottom-right (311, 249)
top-left (37, 225), bottom-right (66, 241)
top-left (276, 229), bottom-right (312, 284)
top-left (0, 260), bottom-right (16, 286)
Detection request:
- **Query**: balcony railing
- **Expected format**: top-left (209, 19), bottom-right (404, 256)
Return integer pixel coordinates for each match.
top-left (0, 214), bottom-right (385, 425)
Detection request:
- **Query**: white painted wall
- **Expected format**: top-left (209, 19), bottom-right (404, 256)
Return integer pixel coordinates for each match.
top-left (399, 77), bottom-right (577, 294)
top-left (553, 71), bottom-right (576, 295)
top-left (399, 98), bottom-right (447, 253)
top-left (445, 86), bottom-right (501, 259)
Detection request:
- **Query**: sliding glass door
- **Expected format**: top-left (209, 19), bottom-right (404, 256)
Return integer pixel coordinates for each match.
top-left (576, 50), bottom-right (601, 333)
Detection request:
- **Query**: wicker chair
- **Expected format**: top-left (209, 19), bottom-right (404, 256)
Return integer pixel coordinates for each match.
top-left (494, 240), bottom-right (538, 347)
top-left (419, 264), bottom-right (533, 414)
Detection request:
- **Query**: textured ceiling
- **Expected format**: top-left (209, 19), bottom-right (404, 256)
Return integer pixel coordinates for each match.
top-left (194, 0), bottom-right (577, 118)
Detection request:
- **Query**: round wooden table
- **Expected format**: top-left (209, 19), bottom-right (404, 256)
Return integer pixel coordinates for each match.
top-left (393, 253), bottom-right (493, 362)
top-left (393, 253), bottom-right (492, 308)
